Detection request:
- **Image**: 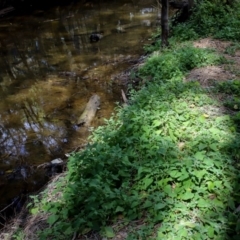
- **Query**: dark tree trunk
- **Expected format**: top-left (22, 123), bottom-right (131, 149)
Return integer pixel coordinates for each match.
top-left (171, 1), bottom-right (192, 25)
top-left (226, 0), bottom-right (235, 6)
top-left (188, 0), bottom-right (194, 10)
top-left (161, 0), bottom-right (169, 47)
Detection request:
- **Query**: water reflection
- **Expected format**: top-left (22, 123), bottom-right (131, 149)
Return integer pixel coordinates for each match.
top-left (0, 0), bottom-right (158, 213)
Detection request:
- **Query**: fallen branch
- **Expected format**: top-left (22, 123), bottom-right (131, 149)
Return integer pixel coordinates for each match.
top-left (0, 199), bottom-right (16, 213)
top-left (121, 89), bottom-right (128, 105)
top-left (77, 94), bottom-right (100, 126)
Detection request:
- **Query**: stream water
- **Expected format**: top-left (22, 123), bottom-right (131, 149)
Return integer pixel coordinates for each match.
top-left (0, 0), bottom-right (158, 218)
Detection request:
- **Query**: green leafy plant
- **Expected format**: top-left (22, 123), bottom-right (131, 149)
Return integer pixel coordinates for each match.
top-left (12, 229), bottom-right (25, 240)
top-left (172, 0), bottom-right (240, 41)
top-left (224, 97), bottom-right (240, 110)
top-left (139, 45), bottom-right (221, 82)
top-left (143, 40), bottom-right (161, 53)
top-left (215, 80), bottom-right (240, 95)
top-left (143, 29), bottom-right (162, 53)
top-left (225, 42), bottom-right (240, 56)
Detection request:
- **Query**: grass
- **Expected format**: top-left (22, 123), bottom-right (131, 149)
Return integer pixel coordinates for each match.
top-left (21, 1), bottom-right (240, 239)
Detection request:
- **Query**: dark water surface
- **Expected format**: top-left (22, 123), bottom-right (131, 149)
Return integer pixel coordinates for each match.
top-left (0, 0), bottom-right (158, 215)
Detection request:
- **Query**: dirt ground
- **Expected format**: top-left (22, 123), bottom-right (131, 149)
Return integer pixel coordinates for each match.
top-left (186, 38), bottom-right (240, 86)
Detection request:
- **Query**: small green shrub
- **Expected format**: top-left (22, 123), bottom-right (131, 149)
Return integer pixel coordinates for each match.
top-left (139, 45), bottom-right (221, 82)
top-left (224, 97), bottom-right (240, 111)
top-left (215, 80), bottom-right (240, 95)
top-left (225, 43), bottom-right (240, 56)
top-left (232, 112), bottom-right (240, 130)
top-left (172, 23), bottom-right (199, 41)
top-left (143, 29), bottom-right (162, 53)
top-left (143, 40), bottom-right (161, 53)
top-left (12, 229), bottom-right (25, 240)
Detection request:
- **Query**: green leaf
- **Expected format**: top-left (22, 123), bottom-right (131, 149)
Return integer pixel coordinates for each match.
top-left (183, 179), bottom-right (194, 188)
top-left (155, 203), bottom-right (167, 210)
top-left (143, 178), bottom-right (153, 190)
top-left (169, 129), bottom-right (177, 141)
top-left (198, 115), bottom-right (206, 122)
top-left (197, 198), bottom-right (210, 208)
top-left (115, 206), bottom-right (124, 213)
top-left (153, 120), bottom-right (162, 127)
top-left (163, 185), bottom-right (172, 195)
top-left (179, 228), bottom-right (188, 237)
top-left (206, 226), bottom-right (215, 238)
top-left (228, 199), bottom-right (235, 210)
top-left (181, 191), bottom-right (194, 200)
top-left (209, 144), bottom-right (218, 151)
top-left (65, 226), bottom-right (74, 235)
top-left (195, 170), bottom-right (207, 181)
top-left (169, 170), bottom-right (182, 179)
top-left (209, 127), bottom-right (221, 135)
top-left (178, 169), bottom-right (189, 181)
top-left (30, 208), bottom-right (39, 215)
top-left (103, 227), bottom-right (115, 238)
top-left (194, 151), bottom-right (205, 160)
top-left (199, 143), bottom-right (207, 150)
top-left (142, 200), bottom-right (152, 209)
top-left (177, 115), bottom-right (185, 121)
top-left (207, 181), bottom-right (214, 191)
top-left (182, 222), bottom-right (195, 228)
top-left (212, 199), bottom-right (224, 209)
top-left (236, 221), bottom-right (240, 232)
top-left (47, 215), bottom-right (59, 225)
top-left (214, 181), bottom-right (222, 189)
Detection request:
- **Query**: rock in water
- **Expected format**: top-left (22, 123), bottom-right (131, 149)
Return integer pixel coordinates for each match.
top-left (90, 32), bottom-right (104, 42)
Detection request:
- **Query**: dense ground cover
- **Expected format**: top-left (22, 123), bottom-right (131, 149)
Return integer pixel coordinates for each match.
top-left (11, 1), bottom-right (240, 239)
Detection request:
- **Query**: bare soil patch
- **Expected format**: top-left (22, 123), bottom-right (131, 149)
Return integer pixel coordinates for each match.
top-left (193, 38), bottom-right (231, 52)
top-left (186, 38), bottom-right (239, 87)
top-left (185, 65), bottom-right (235, 87)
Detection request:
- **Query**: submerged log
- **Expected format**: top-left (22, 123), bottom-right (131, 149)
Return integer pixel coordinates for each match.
top-left (77, 94), bottom-right (100, 127)
top-left (37, 158), bottom-right (64, 169)
top-left (0, 7), bottom-right (14, 16)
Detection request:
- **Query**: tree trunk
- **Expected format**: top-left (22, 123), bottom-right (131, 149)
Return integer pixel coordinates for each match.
top-left (188, 0), bottom-right (194, 10)
top-left (161, 0), bottom-right (169, 47)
